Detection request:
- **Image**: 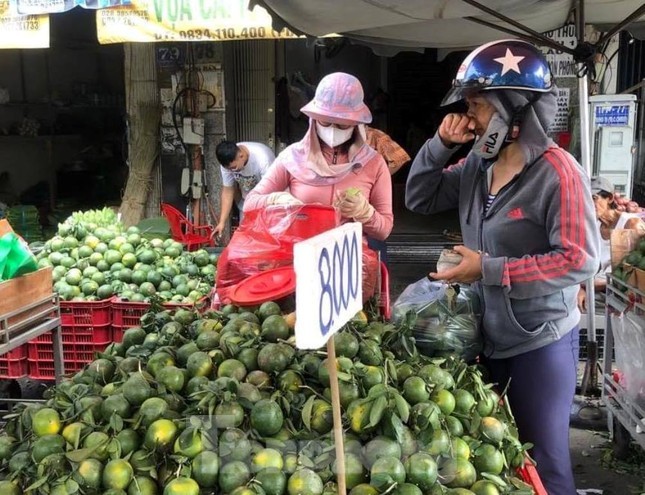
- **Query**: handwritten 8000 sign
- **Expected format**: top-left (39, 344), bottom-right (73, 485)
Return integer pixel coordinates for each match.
top-left (318, 231), bottom-right (360, 336)
top-left (294, 223), bottom-right (363, 350)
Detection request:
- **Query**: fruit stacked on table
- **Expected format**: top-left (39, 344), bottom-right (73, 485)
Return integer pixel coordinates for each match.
top-left (0, 304), bottom-right (535, 495)
top-left (35, 208), bottom-right (216, 304)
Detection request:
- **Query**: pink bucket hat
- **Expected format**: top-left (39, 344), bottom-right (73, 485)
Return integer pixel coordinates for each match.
top-left (300, 72), bottom-right (372, 125)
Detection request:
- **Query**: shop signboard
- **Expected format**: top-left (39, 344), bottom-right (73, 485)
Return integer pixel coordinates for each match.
top-left (96, 0), bottom-right (302, 44)
top-left (293, 222), bottom-right (363, 351)
top-left (11, 0), bottom-right (131, 15)
top-left (541, 23), bottom-right (577, 78)
top-left (0, 0), bottom-right (48, 48)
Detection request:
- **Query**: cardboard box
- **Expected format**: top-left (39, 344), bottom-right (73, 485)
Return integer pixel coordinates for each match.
top-left (0, 266), bottom-right (54, 330)
top-left (610, 228), bottom-right (644, 270)
top-left (621, 263), bottom-right (645, 293)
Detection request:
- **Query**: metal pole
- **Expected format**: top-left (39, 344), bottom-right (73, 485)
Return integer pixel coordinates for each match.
top-left (579, 74), bottom-right (596, 344)
top-left (637, 80), bottom-right (645, 195)
top-left (575, 0), bottom-right (595, 344)
top-left (461, 0), bottom-right (578, 54)
top-left (575, 0), bottom-right (599, 395)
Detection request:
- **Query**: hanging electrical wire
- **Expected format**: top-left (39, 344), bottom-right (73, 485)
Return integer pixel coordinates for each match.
top-left (170, 43), bottom-right (219, 154)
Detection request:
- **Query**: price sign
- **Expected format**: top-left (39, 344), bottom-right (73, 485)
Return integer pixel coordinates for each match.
top-left (294, 223), bottom-right (363, 350)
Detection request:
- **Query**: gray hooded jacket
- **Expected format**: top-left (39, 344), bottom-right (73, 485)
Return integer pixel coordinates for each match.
top-left (406, 88), bottom-right (600, 358)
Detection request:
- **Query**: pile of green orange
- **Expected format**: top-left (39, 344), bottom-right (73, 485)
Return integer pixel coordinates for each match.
top-left (34, 209), bottom-right (216, 303)
top-left (0, 303), bottom-right (536, 495)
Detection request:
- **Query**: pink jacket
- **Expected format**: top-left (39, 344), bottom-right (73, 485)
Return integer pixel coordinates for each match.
top-left (244, 148), bottom-right (393, 240)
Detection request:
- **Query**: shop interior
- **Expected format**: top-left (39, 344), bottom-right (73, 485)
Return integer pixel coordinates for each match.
top-left (0, 9), bottom-right (127, 242)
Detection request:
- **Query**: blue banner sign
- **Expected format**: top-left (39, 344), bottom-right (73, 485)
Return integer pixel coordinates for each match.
top-left (595, 105), bottom-right (630, 127)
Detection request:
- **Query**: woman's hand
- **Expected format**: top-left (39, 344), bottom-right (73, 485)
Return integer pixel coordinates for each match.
top-left (438, 114), bottom-right (476, 147)
top-left (577, 287), bottom-right (587, 312)
top-left (429, 245), bottom-right (482, 284)
top-left (267, 192), bottom-right (303, 206)
top-left (337, 191), bottom-right (374, 223)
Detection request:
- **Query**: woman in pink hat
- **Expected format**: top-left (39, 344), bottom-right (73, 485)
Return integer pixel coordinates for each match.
top-left (243, 72), bottom-right (393, 242)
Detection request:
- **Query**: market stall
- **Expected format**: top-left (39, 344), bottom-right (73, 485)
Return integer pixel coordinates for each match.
top-left (0, 204), bottom-right (552, 494)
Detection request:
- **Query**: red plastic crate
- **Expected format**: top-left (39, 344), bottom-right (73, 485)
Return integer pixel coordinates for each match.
top-left (60, 299), bottom-right (111, 327)
top-left (111, 297), bottom-right (208, 343)
top-left (112, 299), bottom-right (150, 330)
top-left (25, 322), bottom-right (112, 380)
top-left (0, 345), bottom-right (29, 378)
top-left (32, 323), bottom-right (112, 345)
top-left (28, 340), bottom-right (110, 364)
top-left (28, 358), bottom-right (93, 380)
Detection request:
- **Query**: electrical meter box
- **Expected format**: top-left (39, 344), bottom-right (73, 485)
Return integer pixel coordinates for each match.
top-left (590, 94), bottom-right (637, 198)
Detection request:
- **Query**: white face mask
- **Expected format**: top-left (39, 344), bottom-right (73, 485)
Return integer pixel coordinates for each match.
top-left (316, 122), bottom-right (355, 148)
top-left (358, 124), bottom-right (367, 141)
top-left (472, 112), bottom-right (509, 159)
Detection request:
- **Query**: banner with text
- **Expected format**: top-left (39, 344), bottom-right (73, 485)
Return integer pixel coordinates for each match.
top-left (549, 87), bottom-right (570, 133)
top-left (11, 0), bottom-right (131, 16)
top-left (0, 1), bottom-right (49, 48)
top-left (96, 0), bottom-right (302, 44)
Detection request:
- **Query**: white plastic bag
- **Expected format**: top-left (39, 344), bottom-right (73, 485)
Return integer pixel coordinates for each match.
top-left (610, 311), bottom-right (645, 406)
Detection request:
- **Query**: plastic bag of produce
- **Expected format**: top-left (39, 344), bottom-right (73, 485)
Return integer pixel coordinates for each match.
top-left (0, 232), bottom-right (38, 281)
top-left (391, 277), bottom-right (482, 361)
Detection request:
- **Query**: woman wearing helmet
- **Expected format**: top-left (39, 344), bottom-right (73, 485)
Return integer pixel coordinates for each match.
top-left (406, 40), bottom-right (599, 494)
top-left (244, 72), bottom-right (393, 241)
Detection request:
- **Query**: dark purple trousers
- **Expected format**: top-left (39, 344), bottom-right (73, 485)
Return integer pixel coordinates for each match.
top-left (484, 328), bottom-right (579, 495)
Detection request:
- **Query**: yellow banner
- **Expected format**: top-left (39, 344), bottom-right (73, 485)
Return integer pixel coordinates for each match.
top-left (0, 1), bottom-right (49, 48)
top-left (96, 0), bottom-right (301, 44)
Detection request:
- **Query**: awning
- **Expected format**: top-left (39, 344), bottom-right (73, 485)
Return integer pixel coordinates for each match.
top-left (252, 0), bottom-right (645, 50)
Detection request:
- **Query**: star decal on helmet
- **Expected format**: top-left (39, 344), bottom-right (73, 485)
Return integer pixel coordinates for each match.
top-left (493, 48), bottom-right (525, 76)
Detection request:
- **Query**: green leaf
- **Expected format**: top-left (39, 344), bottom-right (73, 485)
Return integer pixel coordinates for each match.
top-left (401, 337), bottom-right (413, 357)
top-left (386, 360), bottom-right (398, 383)
top-left (280, 396), bottom-right (291, 416)
top-left (337, 371), bottom-right (353, 382)
top-left (367, 386), bottom-right (387, 399)
top-left (428, 408), bottom-right (441, 431)
top-left (314, 452), bottom-right (331, 468)
top-left (110, 414), bottom-right (124, 433)
top-left (302, 395), bottom-right (316, 432)
top-left (299, 454), bottom-right (315, 469)
top-left (393, 393), bottom-right (410, 423)
top-left (25, 477), bottom-right (49, 492)
top-left (480, 473), bottom-right (508, 487)
top-left (369, 396), bottom-right (387, 428)
top-left (469, 411), bottom-right (481, 435)
top-left (509, 476), bottom-right (534, 489)
top-left (370, 473), bottom-right (394, 491)
top-left (65, 442), bottom-right (104, 463)
top-left (388, 411), bottom-right (406, 444)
